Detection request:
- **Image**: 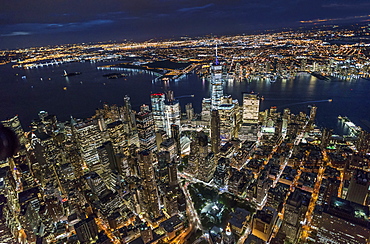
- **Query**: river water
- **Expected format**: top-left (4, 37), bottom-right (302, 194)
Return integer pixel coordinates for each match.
top-left (1, 61), bottom-right (369, 134)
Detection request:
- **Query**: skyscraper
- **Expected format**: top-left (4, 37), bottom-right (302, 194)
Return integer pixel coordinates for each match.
top-left (356, 130), bottom-right (370, 154)
top-left (195, 131), bottom-right (208, 158)
top-left (346, 169), bottom-right (369, 205)
top-left (201, 98), bottom-right (212, 122)
top-left (106, 120), bottom-right (128, 155)
top-left (279, 189), bottom-right (309, 243)
top-left (157, 151), bottom-right (171, 186)
top-left (164, 101), bottom-right (181, 137)
top-left (321, 128), bottom-right (332, 150)
top-left (210, 54), bottom-right (224, 110)
top-left (171, 124), bottom-right (181, 156)
top-left (74, 216), bottom-right (99, 243)
top-left (73, 119), bottom-right (103, 170)
top-left (242, 93), bottom-right (260, 124)
top-left (151, 93), bottom-right (166, 131)
top-left (187, 131), bottom-right (208, 176)
top-left (160, 138), bottom-right (177, 159)
top-left (252, 206), bottom-right (278, 242)
top-left (213, 157), bottom-right (229, 187)
top-left (97, 141), bottom-right (117, 172)
top-left (1, 115), bottom-right (27, 146)
top-left (211, 110), bottom-right (220, 154)
top-left (315, 196), bottom-right (369, 244)
top-left (198, 152), bottom-right (216, 182)
top-left (219, 104), bottom-right (237, 142)
top-left (123, 95), bottom-right (136, 131)
top-left (185, 103), bottom-right (194, 121)
top-left (138, 150), bottom-right (160, 220)
top-left (135, 109), bottom-right (157, 152)
top-left (188, 131), bottom-right (215, 182)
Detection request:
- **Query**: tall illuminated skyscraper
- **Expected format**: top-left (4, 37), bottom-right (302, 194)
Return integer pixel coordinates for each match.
top-left (1, 115), bottom-right (27, 146)
top-left (97, 141), bottom-right (117, 172)
top-left (201, 98), bottom-right (212, 122)
top-left (185, 103), bottom-right (194, 120)
top-left (135, 109), bottom-right (157, 152)
top-left (187, 131), bottom-right (208, 176)
top-left (198, 152), bottom-right (216, 182)
top-left (123, 95), bottom-right (136, 131)
top-left (138, 150), bottom-right (160, 220)
top-left (74, 216), bottom-right (99, 243)
top-left (280, 189), bottom-right (308, 243)
top-left (164, 101), bottom-right (181, 137)
top-left (211, 110), bottom-right (220, 154)
top-left (307, 105), bottom-right (317, 130)
top-left (73, 119), bottom-right (103, 170)
top-left (171, 124), bottom-right (181, 156)
top-left (356, 130), bottom-right (370, 154)
top-left (314, 196), bottom-right (369, 244)
top-left (252, 206), bottom-right (278, 242)
top-left (242, 93), bottom-right (260, 124)
top-left (157, 151), bottom-right (171, 186)
top-left (219, 104), bottom-right (237, 142)
top-left (106, 121), bottom-right (127, 154)
top-left (188, 131), bottom-right (215, 182)
top-left (150, 93), bottom-right (166, 131)
top-left (210, 49), bottom-right (224, 110)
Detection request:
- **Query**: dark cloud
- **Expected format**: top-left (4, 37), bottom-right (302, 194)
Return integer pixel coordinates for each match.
top-left (1, 31), bottom-right (31, 37)
top-left (1, 0), bottom-right (370, 49)
top-left (0, 19), bottom-right (114, 37)
top-left (177, 4), bottom-right (214, 13)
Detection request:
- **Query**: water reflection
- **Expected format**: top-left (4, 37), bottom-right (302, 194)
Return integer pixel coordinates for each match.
top-left (307, 76), bottom-right (316, 96)
top-left (1, 62), bottom-right (370, 135)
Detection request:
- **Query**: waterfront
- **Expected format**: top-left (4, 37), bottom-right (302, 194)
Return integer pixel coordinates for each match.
top-left (1, 61), bottom-right (369, 134)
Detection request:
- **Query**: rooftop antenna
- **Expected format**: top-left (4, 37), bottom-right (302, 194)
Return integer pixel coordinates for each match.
top-left (216, 43), bottom-right (218, 57)
top-left (215, 42), bottom-right (219, 65)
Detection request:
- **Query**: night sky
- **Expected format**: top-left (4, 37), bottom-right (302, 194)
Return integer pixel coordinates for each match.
top-left (1, 0), bottom-right (370, 49)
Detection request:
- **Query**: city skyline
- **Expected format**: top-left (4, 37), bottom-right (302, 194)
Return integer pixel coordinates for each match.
top-left (1, 23), bottom-right (370, 132)
top-left (1, 0), bottom-right (370, 49)
top-left (0, 8), bottom-right (369, 242)
top-left (0, 84), bottom-right (368, 243)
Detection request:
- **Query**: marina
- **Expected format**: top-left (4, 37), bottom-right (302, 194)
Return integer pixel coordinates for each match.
top-left (338, 116), bottom-right (362, 136)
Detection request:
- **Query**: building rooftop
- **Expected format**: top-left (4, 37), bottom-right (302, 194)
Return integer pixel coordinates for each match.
top-left (326, 196), bottom-right (370, 228)
top-left (18, 186), bottom-right (39, 203)
top-left (255, 206), bottom-right (277, 225)
top-left (160, 215), bottom-right (183, 233)
top-left (128, 237), bottom-right (144, 244)
top-left (244, 234), bottom-right (265, 244)
top-left (74, 215), bottom-right (96, 229)
top-left (160, 138), bottom-right (175, 148)
top-left (229, 207), bottom-right (251, 229)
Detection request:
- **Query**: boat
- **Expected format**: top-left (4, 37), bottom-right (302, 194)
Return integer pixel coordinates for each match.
top-left (63, 70), bottom-right (81, 77)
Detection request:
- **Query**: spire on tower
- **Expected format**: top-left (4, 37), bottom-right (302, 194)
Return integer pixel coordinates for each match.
top-left (215, 43), bottom-right (219, 65)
